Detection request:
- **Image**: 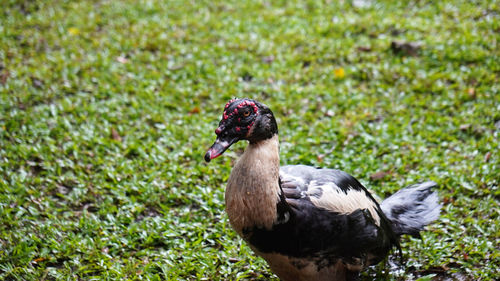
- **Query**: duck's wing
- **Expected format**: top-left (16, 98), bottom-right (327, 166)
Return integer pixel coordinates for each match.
top-left (255, 164), bottom-right (401, 265)
top-left (279, 165), bottom-right (382, 223)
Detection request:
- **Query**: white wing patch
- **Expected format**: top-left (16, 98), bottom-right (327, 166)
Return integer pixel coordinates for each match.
top-left (307, 181), bottom-right (381, 225)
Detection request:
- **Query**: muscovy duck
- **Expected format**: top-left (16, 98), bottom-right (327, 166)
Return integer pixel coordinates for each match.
top-left (204, 98), bottom-right (441, 281)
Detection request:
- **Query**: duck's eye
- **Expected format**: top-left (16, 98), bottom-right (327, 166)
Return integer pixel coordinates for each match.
top-left (243, 110), bottom-right (251, 117)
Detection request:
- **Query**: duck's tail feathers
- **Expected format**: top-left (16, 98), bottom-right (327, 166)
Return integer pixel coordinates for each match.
top-left (380, 181), bottom-right (441, 236)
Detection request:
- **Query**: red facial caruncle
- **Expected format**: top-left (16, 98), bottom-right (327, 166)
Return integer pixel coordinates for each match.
top-left (217, 99), bottom-right (259, 136)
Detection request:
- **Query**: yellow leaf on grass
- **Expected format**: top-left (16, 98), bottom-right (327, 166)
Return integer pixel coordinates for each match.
top-left (334, 68), bottom-right (345, 79)
top-left (32, 257), bottom-right (48, 263)
top-left (68, 27), bottom-right (80, 35)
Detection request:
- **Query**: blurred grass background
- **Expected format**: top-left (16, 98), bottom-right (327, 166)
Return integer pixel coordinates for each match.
top-left (1, 0), bottom-right (499, 280)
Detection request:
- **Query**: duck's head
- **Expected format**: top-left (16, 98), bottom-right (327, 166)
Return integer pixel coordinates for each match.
top-left (205, 98), bottom-right (278, 162)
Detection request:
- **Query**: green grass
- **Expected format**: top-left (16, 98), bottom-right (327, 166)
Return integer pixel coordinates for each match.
top-left (1, 0), bottom-right (499, 280)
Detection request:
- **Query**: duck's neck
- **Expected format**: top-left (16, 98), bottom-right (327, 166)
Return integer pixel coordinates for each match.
top-left (225, 134), bottom-right (281, 235)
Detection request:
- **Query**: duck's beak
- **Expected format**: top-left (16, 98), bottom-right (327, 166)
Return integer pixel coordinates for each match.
top-left (204, 135), bottom-right (239, 162)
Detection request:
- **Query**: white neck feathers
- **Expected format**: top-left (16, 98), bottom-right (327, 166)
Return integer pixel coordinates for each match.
top-left (225, 135), bottom-right (281, 234)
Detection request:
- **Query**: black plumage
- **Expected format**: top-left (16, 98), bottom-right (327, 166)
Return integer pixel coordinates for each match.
top-left (205, 98), bottom-right (441, 281)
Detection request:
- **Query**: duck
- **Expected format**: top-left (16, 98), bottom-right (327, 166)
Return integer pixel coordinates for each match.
top-left (204, 98), bottom-right (441, 281)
